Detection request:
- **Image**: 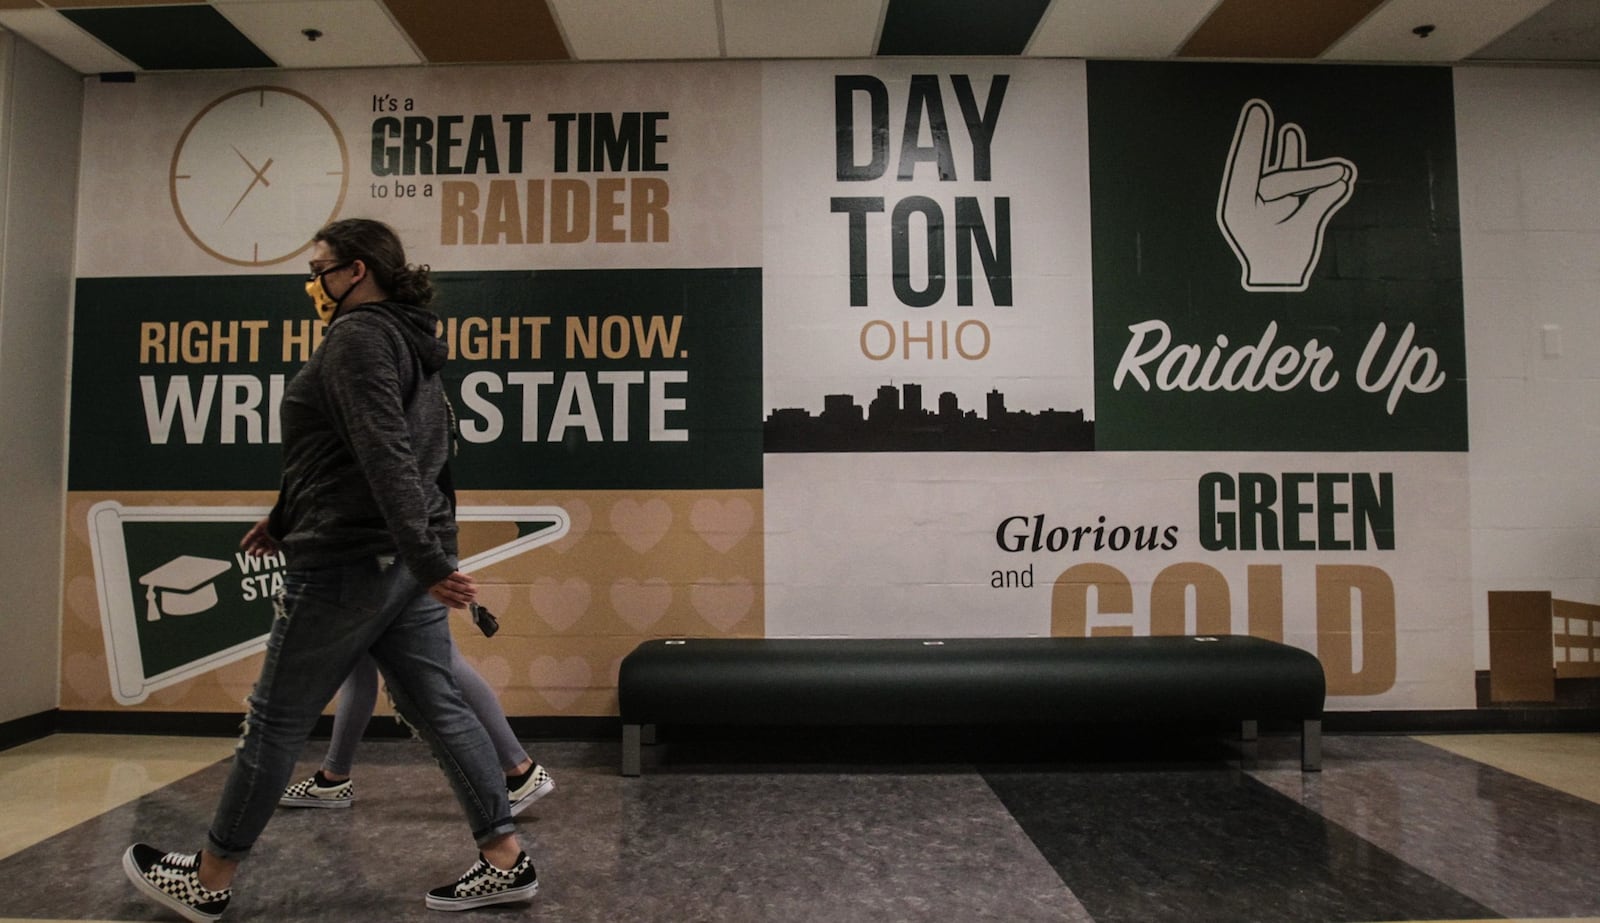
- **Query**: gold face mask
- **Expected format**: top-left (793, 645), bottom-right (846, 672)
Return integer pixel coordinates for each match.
top-left (305, 261), bottom-right (351, 322)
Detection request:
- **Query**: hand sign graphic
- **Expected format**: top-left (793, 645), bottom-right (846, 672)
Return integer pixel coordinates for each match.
top-left (1217, 99), bottom-right (1355, 292)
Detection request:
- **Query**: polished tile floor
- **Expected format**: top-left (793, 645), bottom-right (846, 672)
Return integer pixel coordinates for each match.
top-left (1, 728), bottom-right (1597, 922)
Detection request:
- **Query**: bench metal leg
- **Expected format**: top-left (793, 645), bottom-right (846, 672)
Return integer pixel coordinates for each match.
top-left (1301, 719), bottom-right (1322, 772)
top-left (622, 723), bottom-right (642, 777)
top-left (1240, 719), bottom-right (1258, 742)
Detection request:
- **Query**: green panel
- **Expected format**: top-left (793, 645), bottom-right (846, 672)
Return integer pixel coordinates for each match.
top-left (70, 275), bottom-right (298, 491)
top-left (61, 6), bottom-right (276, 71)
top-left (69, 268), bottom-right (762, 490)
top-left (117, 519), bottom-right (274, 678)
top-left (1087, 62), bottom-right (1467, 451)
top-left (877, 0), bottom-right (1053, 56)
top-left (434, 268), bottom-right (764, 490)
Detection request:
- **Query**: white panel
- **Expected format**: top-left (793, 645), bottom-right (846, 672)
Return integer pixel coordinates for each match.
top-left (723, 0), bottom-right (883, 59)
top-left (0, 8), bottom-right (134, 74)
top-left (551, 0), bottom-right (722, 60)
top-left (0, 36), bottom-right (81, 720)
top-left (761, 59), bottom-right (1095, 437)
top-left (764, 452), bottom-right (1476, 709)
top-left (1325, 0), bottom-right (1558, 62)
top-left (75, 61), bottom-right (764, 276)
top-left (215, 0), bottom-right (421, 69)
top-left (1027, 0), bottom-right (1216, 58)
top-left (1458, 66), bottom-right (1600, 666)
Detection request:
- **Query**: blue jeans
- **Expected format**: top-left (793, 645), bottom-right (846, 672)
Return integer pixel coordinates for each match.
top-left (206, 556), bottom-right (514, 860)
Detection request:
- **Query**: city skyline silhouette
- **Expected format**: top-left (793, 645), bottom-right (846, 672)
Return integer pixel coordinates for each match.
top-left (765, 381), bottom-right (1095, 452)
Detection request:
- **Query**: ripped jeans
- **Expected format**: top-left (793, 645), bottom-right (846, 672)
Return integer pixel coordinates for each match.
top-left (206, 556), bottom-right (514, 861)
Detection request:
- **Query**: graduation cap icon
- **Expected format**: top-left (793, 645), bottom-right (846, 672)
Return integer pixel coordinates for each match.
top-left (139, 555), bottom-right (232, 622)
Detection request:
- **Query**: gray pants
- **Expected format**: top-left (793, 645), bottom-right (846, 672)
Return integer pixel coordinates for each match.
top-left (322, 646), bottom-right (531, 777)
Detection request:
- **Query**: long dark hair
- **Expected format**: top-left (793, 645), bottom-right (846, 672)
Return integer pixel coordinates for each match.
top-left (313, 218), bottom-right (434, 306)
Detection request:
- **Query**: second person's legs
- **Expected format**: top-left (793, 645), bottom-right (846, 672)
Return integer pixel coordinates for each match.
top-left (451, 647), bottom-right (528, 771)
top-left (450, 647), bottom-right (555, 811)
top-left (322, 658), bottom-right (380, 776)
top-left (279, 656), bottom-right (380, 808)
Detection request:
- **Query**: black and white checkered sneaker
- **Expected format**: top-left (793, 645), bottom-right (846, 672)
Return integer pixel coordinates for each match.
top-left (507, 763), bottom-right (555, 816)
top-left (122, 844), bottom-right (231, 922)
top-left (424, 852), bottom-right (539, 911)
top-left (280, 770), bottom-right (354, 808)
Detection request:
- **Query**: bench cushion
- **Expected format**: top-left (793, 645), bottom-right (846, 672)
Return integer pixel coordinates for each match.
top-left (618, 635), bottom-right (1324, 727)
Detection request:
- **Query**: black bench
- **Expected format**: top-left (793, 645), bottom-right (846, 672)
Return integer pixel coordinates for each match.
top-left (616, 635), bottom-right (1325, 775)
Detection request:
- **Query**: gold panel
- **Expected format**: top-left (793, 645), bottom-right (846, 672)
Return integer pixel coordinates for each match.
top-left (1487, 590), bottom-right (1555, 703)
top-left (383, 0), bottom-right (568, 63)
top-left (1553, 598), bottom-right (1600, 678)
top-left (1180, 0), bottom-right (1385, 59)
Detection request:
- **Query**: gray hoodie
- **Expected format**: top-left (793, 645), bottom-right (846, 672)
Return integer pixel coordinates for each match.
top-left (268, 301), bottom-right (458, 588)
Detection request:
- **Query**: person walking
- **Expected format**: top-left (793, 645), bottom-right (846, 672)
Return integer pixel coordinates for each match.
top-left (123, 218), bottom-right (538, 920)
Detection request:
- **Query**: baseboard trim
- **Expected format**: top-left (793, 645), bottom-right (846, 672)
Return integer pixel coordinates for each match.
top-left (1324, 707), bottom-right (1600, 734)
top-left (43, 711), bottom-right (620, 743)
top-left (7, 707), bottom-right (1593, 754)
top-left (0, 709), bottom-right (57, 751)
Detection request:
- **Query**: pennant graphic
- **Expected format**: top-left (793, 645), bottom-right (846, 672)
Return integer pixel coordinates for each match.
top-left (88, 501), bottom-right (569, 704)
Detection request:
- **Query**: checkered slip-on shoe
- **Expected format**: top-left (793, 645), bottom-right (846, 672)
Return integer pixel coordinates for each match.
top-left (122, 844), bottom-right (231, 923)
top-left (508, 764), bottom-right (555, 816)
top-left (424, 852), bottom-right (539, 911)
top-left (280, 771), bottom-right (354, 808)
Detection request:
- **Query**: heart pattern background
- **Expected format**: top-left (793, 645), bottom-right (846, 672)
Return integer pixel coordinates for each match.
top-left (690, 497), bottom-right (755, 553)
top-left (61, 489), bottom-right (762, 716)
top-left (528, 576), bottom-right (591, 631)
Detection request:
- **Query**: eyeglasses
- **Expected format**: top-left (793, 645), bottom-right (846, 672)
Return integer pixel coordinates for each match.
top-left (307, 259), bottom-right (350, 280)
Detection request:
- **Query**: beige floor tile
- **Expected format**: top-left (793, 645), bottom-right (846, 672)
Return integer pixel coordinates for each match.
top-left (0, 734), bottom-right (234, 860)
top-left (1413, 732), bottom-right (1600, 806)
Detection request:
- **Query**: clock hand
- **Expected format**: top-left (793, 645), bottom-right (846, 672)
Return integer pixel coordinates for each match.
top-left (224, 149), bottom-right (276, 222)
top-left (232, 145), bottom-right (273, 186)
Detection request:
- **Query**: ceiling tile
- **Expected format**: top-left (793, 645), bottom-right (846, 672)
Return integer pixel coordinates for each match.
top-left (1027, 0), bottom-right (1215, 58)
top-left (722, 0), bottom-right (883, 59)
top-left (384, 0), bottom-right (567, 63)
top-left (1474, 0), bottom-right (1600, 61)
top-left (0, 6), bottom-right (136, 72)
top-left (1327, 0), bottom-right (1557, 61)
top-left (46, 0), bottom-right (206, 7)
top-left (550, 0), bottom-right (720, 60)
top-left (59, 4), bottom-right (276, 69)
top-left (5, 0), bottom-right (1600, 74)
top-left (1180, 0), bottom-right (1384, 58)
top-left (216, 0), bottom-right (420, 69)
top-left (878, 0), bottom-right (1052, 55)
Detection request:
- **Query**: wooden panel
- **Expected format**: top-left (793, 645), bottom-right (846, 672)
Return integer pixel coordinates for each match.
top-left (383, 0), bottom-right (568, 63)
top-left (1180, 0), bottom-right (1385, 59)
top-left (1553, 598), bottom-right (1600, 678)
top-left (1486, 590), bottom-right (1554, 703)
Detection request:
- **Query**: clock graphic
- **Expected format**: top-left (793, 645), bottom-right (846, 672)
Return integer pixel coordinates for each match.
top-left (170, 86), bottom-right (349, 267)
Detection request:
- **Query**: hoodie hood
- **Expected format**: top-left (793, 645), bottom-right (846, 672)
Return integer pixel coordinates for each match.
top-left (339, 301), bottom-right (448, 374)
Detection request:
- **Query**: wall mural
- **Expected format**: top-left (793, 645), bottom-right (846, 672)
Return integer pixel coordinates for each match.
top-left (64, 58), bottom-right (1485, 716)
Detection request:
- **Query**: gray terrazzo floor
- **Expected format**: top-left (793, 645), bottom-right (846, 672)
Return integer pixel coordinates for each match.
top-left (2, 732), bottom-right (1598, 922)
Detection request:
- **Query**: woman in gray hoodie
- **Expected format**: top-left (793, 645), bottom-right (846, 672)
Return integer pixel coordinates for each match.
top-left (123, 219), bottom-right (538, 920)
